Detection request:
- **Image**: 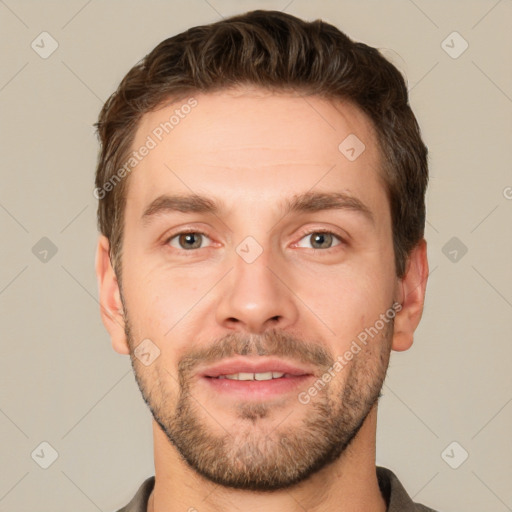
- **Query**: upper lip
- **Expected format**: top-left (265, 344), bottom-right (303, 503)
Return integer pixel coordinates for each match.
top-left (199, 357), bottom-right (315, 378)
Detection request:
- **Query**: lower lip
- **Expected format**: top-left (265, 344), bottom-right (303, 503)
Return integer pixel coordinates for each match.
top-left (202, 375), bottom-right (314, 399)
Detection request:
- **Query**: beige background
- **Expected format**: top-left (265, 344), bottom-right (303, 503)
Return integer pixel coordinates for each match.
top-left (1, 0), bottom-right (511, 510)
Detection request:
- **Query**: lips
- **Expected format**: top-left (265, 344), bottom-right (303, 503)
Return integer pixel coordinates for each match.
top-left (199, 357), bottom-right (314, 379)
top-left (199, 357), bottom-right (317, 400)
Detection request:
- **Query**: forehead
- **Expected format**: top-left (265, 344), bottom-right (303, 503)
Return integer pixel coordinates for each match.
top-left (125, 88), bottom-right (386, 221)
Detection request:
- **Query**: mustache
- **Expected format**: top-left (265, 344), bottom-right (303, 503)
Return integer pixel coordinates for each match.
top-left (178, 328), bottom-right (334, 378)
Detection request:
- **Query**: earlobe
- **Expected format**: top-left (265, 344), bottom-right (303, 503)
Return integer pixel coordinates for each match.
top-left (95, 235), bottom-right (130, 355)
top-left (391, 239), bottom-right (429, 352)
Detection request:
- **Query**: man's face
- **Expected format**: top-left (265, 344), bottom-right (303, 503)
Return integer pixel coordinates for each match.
top-left (117, 88), bottom-right (400, 490)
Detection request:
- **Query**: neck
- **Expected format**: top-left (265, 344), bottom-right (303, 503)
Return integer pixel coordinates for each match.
top-left (147, 405), bottom-right (387, 512)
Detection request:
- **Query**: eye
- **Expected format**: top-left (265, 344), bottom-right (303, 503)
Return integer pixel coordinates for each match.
top-left (165, 231), bottom-right (212, 251)
top-left (295, 230), bottom-right (343, 250)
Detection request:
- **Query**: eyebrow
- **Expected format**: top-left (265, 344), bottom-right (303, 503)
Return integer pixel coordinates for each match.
top-left (141, 190), bottom-right (374, 226)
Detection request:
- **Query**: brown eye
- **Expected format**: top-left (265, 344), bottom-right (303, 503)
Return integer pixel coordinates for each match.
top-left (167, 232), bottom-right (211, 250)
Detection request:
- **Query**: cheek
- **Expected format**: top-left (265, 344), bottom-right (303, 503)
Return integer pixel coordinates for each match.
top-left (123, 268), bottom-right (227, 380)
top-left (296, 263), bottom-right (394, 342)
top-left (122, 254), bottom-right (204, 333)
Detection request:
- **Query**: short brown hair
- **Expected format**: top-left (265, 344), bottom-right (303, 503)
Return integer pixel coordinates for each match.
top-left (94, 9), bottom-right (428, 281)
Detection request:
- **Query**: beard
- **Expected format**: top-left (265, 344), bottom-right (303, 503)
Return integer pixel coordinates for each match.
top-left (123, 306), bottom-right (393, 492)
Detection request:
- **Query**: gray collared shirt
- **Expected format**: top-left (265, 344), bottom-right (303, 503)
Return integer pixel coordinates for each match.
top-left (116, 466), bottom-right (439, 511)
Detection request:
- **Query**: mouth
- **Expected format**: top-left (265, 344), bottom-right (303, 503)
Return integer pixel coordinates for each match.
top-left (198, 357), bottom-right (315, 399)
top-left (211, 371), bottom-right (300, 381)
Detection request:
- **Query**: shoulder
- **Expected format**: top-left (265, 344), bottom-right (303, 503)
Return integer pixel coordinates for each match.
top-left (114, 475), bottom-right (155, 512)
top-left (376, 466), bottom-right (440, 512)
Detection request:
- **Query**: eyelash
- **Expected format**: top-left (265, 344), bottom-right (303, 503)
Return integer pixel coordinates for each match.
top-left (294, 228), bottom-right (345, 252)
top-left (163, 228), bottom-right (346, 255)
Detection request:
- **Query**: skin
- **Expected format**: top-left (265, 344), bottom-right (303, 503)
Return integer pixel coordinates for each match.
top-left (96, 86), bottom-right (428, 512)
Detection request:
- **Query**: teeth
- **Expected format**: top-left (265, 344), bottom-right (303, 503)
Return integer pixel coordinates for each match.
top-left (255, 372), bottom-right (275, 381)
top-left (218, 371), bottom-right (286, 381)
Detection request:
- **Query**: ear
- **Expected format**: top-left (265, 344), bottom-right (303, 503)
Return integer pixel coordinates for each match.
top-left (392, 238), bottom-right (429, 352)
top-left (95, 235), bottom-right (130, 355)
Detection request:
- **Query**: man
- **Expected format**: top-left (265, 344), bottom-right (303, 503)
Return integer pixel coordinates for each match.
top-left (94, 9), bottom-right (436, 512)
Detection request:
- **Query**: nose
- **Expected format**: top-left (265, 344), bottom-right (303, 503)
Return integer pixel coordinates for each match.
top-left (215, 242), bottom-right (299, 334)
